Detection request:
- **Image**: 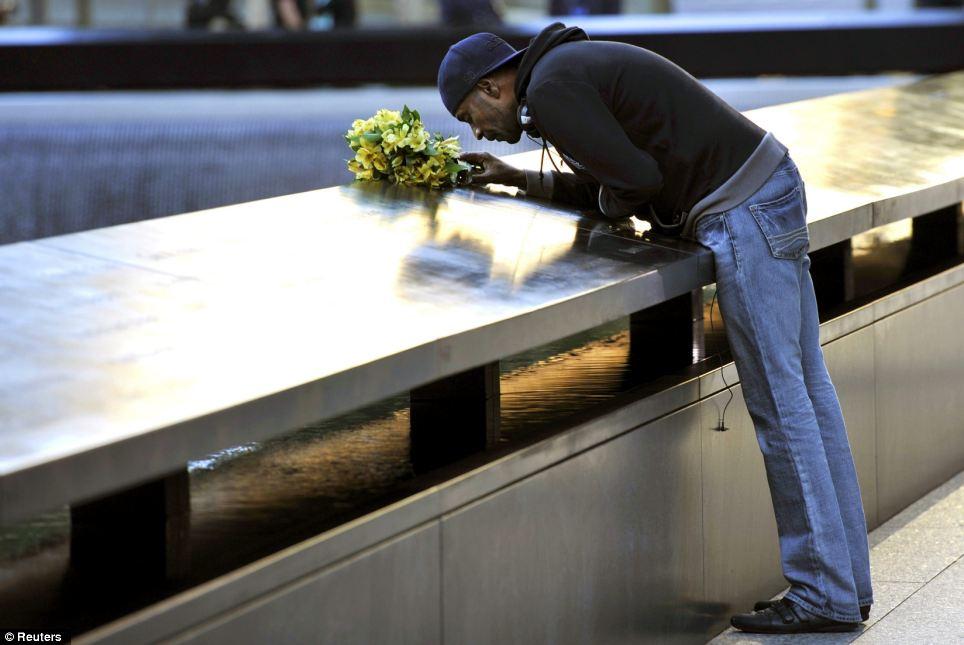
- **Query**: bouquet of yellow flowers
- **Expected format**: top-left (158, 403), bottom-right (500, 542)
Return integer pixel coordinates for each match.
top-left (345, 106), bottom-right (471, 189)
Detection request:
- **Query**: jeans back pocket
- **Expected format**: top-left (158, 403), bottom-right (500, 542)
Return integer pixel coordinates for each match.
top-left (748, 184), bottom-right (809, 260)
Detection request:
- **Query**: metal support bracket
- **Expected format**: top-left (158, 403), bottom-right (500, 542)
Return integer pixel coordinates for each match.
top-left (629, 289), bottom-right (703, 380)
top-left (809, 238), bottom-right (855, 316)
top-left (904, 203), bottom-right (964, 276)
top-left (69, 468), bottom-right (190, 582)
top-left (410, 362), bottom-right (500, 473)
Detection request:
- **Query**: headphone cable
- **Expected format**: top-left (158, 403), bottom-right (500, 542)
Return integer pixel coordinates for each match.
top-left (710, 287), bottom-right (734, 432)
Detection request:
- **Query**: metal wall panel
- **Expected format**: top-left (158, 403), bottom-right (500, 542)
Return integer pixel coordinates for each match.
top-left (700, 386), bottom-right (784, 638)
top-left (173, 522), bottom-right (441, 645)
top-left (875, 283), bottom-right (964, 523)
top-left (822, 326), bottom-right (879, 531)
top-left (441, 405), bottom-right (704, 645)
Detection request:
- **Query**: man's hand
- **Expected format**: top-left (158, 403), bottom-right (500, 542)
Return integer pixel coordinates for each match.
top-left (459, 152), bottom-right (526, 189)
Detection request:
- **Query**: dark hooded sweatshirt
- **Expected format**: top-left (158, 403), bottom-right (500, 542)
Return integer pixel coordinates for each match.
top-left (515, 23), bottom-right (788, 239)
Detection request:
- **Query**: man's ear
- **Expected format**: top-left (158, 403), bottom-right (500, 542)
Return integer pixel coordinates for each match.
top-left (477, 77), bottom-right (501, 99)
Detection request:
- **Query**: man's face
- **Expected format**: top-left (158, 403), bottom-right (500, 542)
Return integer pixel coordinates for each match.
top-left (454, 74), bottom-right (523, 144)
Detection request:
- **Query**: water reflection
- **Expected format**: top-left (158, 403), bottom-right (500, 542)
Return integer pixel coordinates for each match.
top-left (852, 219), bottom-right (913, 298)
top-left (189, 312), bottom-right (639, 561)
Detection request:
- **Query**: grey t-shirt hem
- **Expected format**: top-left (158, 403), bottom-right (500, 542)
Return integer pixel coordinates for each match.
top-left (679, 132), bottom-right (789, 240)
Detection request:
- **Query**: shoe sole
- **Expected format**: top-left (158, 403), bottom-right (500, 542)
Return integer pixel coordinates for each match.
top-left (732, 621), bottom-right (862, 634)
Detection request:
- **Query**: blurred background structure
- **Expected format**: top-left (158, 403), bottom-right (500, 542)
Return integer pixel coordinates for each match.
top-left (0, 74), bottom-right (931, 244)
top-left (1, 0), bottom-right (962, 28)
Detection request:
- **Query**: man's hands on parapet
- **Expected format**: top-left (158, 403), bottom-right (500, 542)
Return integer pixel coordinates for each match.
top-left (459, 152), bottom-right (527, 190)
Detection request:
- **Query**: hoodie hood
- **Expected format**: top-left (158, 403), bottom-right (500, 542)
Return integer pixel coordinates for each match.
top-left (514, 22), bottom-right (589, 103)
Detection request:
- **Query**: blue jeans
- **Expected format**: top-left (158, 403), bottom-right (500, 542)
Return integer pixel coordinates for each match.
top-left (691, 153), bottom-right (873, 622)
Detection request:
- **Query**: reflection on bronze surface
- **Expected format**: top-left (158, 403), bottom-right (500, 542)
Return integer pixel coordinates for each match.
top-left (744, 73), bottom-right (964, 225)
top-left (0, 178), bottom-right (656, 489)
top-left (852, 219), bottom-right (914, 295)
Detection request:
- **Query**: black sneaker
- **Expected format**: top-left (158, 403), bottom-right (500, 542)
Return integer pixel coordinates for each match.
top-left (754, 598), bottom-right (870, 622)
top-left (731, 597), bottom-right (861, 633)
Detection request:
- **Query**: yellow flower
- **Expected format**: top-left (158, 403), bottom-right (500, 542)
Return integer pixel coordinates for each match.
top-left (372, 153), bottom-right (389, 173)
top-left (345, 106), bottom-right (467, 187)
top-left (373, 108), bottom-right (401, 127)
top-left (359, 136), bottom-right (380, 152)
top-left (355, 147), bottom-right (375, 167)
top-left (381, 130), bottom-right (400, 153)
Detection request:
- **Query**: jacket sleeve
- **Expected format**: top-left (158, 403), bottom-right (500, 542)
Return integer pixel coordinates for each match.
top-left (527, 79), bottom-right (663, 219)
top-left (523, 168), bottom-right (599, 210)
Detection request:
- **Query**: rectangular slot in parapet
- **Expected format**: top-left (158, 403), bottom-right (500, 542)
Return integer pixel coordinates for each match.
top-left (818, 205), bottom-right (964, 320)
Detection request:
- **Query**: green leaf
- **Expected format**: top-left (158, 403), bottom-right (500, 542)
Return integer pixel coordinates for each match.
top-left (445, 160), bottom-right (472, 173)
top-left (362, 132), bottom-right (382, 143)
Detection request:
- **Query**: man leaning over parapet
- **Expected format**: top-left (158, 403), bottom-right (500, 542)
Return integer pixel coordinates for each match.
top-left (437, 22), bottom-right (873, 634)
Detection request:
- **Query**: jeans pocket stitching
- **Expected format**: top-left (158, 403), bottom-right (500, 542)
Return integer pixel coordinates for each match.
top-left (770, 224), bottom-right (809, 241)
top-left (767, 232), bottom-right (809, 260)
top-left (748, 184), bottom-right (799, 212)
top-left (749, 186), bottom-right (809, 260)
